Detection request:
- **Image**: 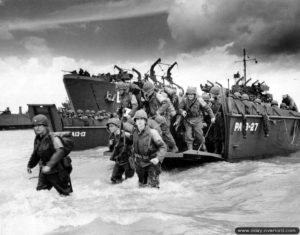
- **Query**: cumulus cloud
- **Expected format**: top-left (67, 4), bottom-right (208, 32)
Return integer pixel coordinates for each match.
top-left (22, 37), bottom-right (51, 56)
top-left (167, 0), bottom-right (300, 57)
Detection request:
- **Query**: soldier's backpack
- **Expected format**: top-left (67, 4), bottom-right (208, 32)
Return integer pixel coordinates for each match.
top-left (50, 132), bottom-right (74, 174)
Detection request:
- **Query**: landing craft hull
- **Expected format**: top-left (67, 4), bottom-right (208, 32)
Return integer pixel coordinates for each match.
top-left (63, 74), bottom-right (117, 113)
top-left (63, 126), bottom-right (108, 151)
top-left (225, 115), bottom-right (300, 162)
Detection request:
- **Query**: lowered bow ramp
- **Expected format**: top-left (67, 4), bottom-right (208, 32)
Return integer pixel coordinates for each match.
top-left (162, 150), bottom-right (224, 169)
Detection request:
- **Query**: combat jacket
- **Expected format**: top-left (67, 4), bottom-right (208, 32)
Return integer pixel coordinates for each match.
top-left (109, 131), bottom-right (133, 165)
top-left (146, 92), bottom-right (170, 117)
top-left (132, 125), bottom-right (167, 167)
top-left (119, 92), bottom-right (138, 117)
top-left (27, 132), bottom-right (65, 174)
top-left (179, 97), bottom-right (214, 119)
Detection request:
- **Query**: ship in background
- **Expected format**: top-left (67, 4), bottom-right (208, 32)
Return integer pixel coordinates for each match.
top-left (0, 106), bottom-right (32, 130)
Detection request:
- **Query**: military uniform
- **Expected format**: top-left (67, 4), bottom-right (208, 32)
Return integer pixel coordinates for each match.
top-left (211, 96), bottom-right (225, 154)
top-left (143, 82), bottom-right (178, 152)
top-left (282, 95), bottom-right (298, 112)
top-left (27, 115), bottom-right (72, 196)
top-left (132, 110), bottom-right (167, 188)
top-left (107, 118), bottom-right (134, 183)
top-left (179, 87), bottom-right (215, 150)
top-left (117, 82), bottom-right (139, 118)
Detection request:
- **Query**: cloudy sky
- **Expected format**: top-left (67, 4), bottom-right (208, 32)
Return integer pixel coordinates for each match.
top-left (1, 0), bottom-right (300, 113)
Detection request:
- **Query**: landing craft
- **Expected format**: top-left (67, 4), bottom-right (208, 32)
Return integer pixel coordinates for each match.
top-left (28, 52), bottom-right (300, 168)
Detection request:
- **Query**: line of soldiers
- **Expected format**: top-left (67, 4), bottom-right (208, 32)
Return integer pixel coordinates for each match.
top-left (60, 108), bottom-right (113, 126)
top-left (106, 81), bottom-right (226, 188)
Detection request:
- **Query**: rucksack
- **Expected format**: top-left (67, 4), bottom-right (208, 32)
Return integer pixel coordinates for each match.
top-left (50, 132), bottom-right (74, 173)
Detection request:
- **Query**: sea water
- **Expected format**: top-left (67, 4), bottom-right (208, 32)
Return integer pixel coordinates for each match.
top-left (0, 130), bottom-right (299, 235)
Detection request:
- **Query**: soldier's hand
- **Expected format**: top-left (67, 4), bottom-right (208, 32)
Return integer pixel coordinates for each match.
top-left (173, 120), bottom-right (180, 127)
top-left (202, 122), bottom-right (207, 128)
top-left (27, 167), bottom-right (32, 174)
top-left (150, 158), bottom-right (159, 165)
top-left (211, 117), bottom-right (216, 124)
top-left (42, 166), bottom-right (51, 174)
top-left (182, 111), bottom-right (187, 117)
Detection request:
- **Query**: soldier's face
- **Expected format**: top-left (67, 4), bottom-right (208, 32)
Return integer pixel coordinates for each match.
top-left (136, 118), bottom-right (146, 131)
top-left (187, 94), bottom-right (195, 100)
top-left (108, 124), bottom-right (118, 133)
top-left (33, 124), bottom-right (47, 136)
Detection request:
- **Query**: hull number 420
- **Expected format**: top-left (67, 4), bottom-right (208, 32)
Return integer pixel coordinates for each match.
top-left (72, 131), bottom-right (86, 137)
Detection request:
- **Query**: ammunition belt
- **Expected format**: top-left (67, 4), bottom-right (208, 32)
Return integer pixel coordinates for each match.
top-left (134, 153), bottom-right (150, 160)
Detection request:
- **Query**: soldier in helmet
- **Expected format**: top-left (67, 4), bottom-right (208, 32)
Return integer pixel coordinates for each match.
top-left (241, 93), bottom-right (258, 115)
top-left (27, 114), bottom-right (73, 196)
top-left (270, 100), bottom-right (281, 116)
top-left (143, 81), bottom-right (178, 152)
top-left (254, 98), bottom-right (270, 137)
top-left (116, 81), bottom-right (139, 118)
top-left (179, 86), bottom-right (215, 151)
top-left (200, 92), bottom-right (213, 151)
top-left (209, 86), bottom-right (225, 154)
top-left (282, 94), bottom-right (298, 112)
top-left (107, 117), bottom-right (134, 184)
top-left (131, 110), bottom-right (167, 188)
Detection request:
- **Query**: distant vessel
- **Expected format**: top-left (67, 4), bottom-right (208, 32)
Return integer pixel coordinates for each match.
top-left (0, 107), bottom-right (32, 130)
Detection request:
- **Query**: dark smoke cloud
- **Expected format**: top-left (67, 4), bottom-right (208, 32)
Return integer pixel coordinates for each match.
top-left (167, 0), bottom-right (300, 57)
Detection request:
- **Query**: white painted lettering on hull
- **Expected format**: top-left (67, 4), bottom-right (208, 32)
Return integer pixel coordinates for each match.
top-left (72, 131), bottom-right (86, 137)
top-left (234, 122), bottom-right (259, 132)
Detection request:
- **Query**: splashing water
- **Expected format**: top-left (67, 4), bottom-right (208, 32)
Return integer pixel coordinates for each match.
top-left (0, 130), bottom-right (299, 235)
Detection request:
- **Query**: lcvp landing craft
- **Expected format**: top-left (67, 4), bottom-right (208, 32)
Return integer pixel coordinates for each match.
top-left (28, 49), bottom-right (300, 167)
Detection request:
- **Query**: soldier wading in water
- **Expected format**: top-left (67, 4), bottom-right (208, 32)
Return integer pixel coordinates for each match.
top-left (107, 117), bottom-right (134, 184)
top-left (132, 110), bottom-right (167, 188)
top-left (27, 115), bottom-right (73, 196)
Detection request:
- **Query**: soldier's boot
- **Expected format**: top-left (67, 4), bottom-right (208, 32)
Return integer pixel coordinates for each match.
top-left (201, 143), bottom-right (207, 152)
top-left (170, 145), bottom-right (179, 153)
top-left (187, 143), bottom-right (193, 150)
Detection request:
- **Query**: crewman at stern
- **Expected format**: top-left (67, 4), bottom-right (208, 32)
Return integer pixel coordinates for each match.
top-left (132, 110), bottom-right (167, 188)
top-left (27, 114), bottom-right (73, 196)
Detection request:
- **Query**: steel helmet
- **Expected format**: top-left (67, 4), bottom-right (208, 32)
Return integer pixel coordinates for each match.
top-left (90, 110), bottom-right (95, 114)
top-left (116, 82), bottom-right (128, 90)
top-left (202, 93), bottom-right (210, 101)
top-left (271, 100), bottom-right (278, 106)
top-left (280, 102), bottom-right (287, 109)
top-left (32, 114), bottom-right (49, 126)
top-left (143, 81), bottom-right (155, 97)
top-left (210, 86), bottom-right (220, 96)
top-left (233, 92), bottom-right (242, 98)
top-left (186, 86), bottom-right (197, 95)
top-left (106, 118), bottom-right (120, 128)
top-left (133, 109), bottom-right (148, 121)
top-left (85, 109), bottom-right (90, 114)
top-left (241, 94), bottom-right (249, 101)
top-left (254, 98), bottom-right (262, 104)
top-left (77, 109), bottom-right (83, 114)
